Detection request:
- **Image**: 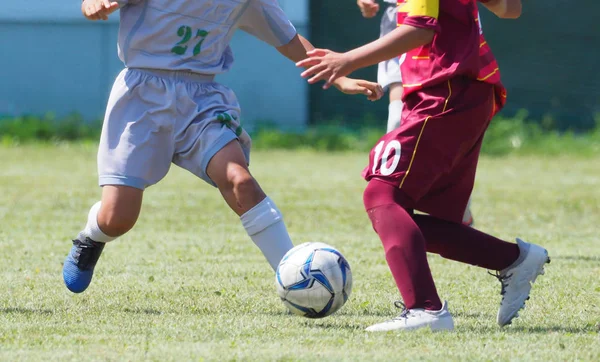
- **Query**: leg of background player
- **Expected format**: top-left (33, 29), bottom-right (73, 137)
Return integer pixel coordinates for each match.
top-left (63, 185), bottom-right (143, 293)
top-left (386, 83), bottom-right (403, 133)
top-left (207, 140), bottom-right (294, 271)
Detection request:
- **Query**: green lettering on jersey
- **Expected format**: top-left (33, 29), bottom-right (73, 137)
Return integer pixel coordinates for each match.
top-left (171, 26), bottom-right (210, 57)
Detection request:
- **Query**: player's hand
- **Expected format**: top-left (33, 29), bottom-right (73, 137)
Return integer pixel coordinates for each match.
top-left (82, 0), bottom-right (120, 21)
top-left (332, 78), bottom-right (384, 101)
top-left (357, 0), bottom-right (380, 18)
top-left (297, 49), bottom-right (356, 90)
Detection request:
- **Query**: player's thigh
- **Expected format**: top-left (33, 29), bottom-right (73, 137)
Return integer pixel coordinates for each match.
top-left (205, 139), bottom-right (254, 188)
top-left (172, 84), bottom-right (252, 188)
top-left (364, 81), bottom-right (494, 206)
top-left (98, 69), bottom-right (175, 190)
top-left (417, 139), bottom-right (483, 223)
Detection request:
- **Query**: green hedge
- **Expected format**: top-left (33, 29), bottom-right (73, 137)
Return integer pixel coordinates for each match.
top-left (1, 112), bottom-right (599, 156)
top-left (0, 114), bottom-right (101, 144)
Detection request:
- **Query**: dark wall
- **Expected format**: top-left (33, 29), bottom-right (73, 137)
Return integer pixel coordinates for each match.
top-left (309, 1), bottom-right (600, 130)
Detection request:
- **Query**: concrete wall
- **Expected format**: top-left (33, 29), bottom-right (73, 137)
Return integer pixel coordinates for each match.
top-left (0, 0), bottom-right (309, 130)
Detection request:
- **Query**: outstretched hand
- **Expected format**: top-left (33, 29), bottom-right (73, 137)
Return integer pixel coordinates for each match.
top-left (357, 0), bottom-right (380, 18)
top-left (296, 49), bottom-right (356, 90)
top-left (82, 0), bottom-right (120, 21)
top-left (333, 78), bottom-right (384, 102)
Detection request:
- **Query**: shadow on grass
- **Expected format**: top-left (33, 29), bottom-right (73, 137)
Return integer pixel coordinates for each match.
top-left (303, 321), bottom-right (365, 331)
top-left (552, 255), bottom-right (600, 263)
top-left (460, 324), bottom-right (597, 334)
top-left (0, 307), bottom-right (54, 315)
top-left (452, 311), bottom-right (489, 320)
top-left (122, 307), bottom-right (162, 315)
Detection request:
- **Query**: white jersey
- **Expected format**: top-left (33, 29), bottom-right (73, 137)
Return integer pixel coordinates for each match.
top-left (116, 0), bottom-right (297, 74)
top-left (383, 0), bottom-right (396, 4)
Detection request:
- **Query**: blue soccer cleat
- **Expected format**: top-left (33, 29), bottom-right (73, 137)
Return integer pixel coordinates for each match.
top-left (62, 238), bottom-right (105, 293)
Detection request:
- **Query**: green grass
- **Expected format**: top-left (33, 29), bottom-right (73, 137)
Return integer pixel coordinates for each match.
top-left (0, 144), bottom-right (599, 361)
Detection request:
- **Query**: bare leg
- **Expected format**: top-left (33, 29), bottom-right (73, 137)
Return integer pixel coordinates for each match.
top-left (207, 140), bottom-right (294, 270)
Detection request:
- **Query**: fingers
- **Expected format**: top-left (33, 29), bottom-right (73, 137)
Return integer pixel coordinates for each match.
top-left (309, 68), bottom-right (334, 85)
top-left (106, 2), bottom-right (121, 15)
top-left (301, 64), bottom-right (320, 79)
top-left (360, 3), bottom-right (380, 18)
top-left (306, 49), bottom-right (329, 57)
top-left (358, 80), bottom-right (384, 100)
top-left (350, 80), bottom-right (384, 101)
top-left (297, 57), bottom-right (324, 69)
top-left (325, 73), bottom-right (343, 90)
top-left (94, 1), bottom-right (103, 16)
top-left (85, 5), bottom-right (100, 20)
top-left (83, 0), bottom-right (119, 21)
top-left (84, 2), bottom-right (101, 20)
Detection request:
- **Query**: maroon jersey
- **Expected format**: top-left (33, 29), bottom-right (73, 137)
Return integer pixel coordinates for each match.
top-left (397, 0), bottom-right (506, 113)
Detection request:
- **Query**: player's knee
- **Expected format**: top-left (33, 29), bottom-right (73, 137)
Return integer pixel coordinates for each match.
top-left (230, 171), bottom-right (260, 199)
top-left (97, 207), bottom-right (138, 237)
top-left (363, 180), bottom-right (396, 210)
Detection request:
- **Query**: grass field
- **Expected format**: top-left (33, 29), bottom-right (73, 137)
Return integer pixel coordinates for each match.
top-left (0, 144), bottom-right (599, 361)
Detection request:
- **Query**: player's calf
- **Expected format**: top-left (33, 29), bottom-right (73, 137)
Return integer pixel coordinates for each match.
top-left (207, 140), bottom-right (294, 271)
top-left (63, 186), bottom-right (143, 293)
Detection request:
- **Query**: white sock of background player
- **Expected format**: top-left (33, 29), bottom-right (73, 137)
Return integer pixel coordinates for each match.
top-left (387, 100), bottom-right (404, 133)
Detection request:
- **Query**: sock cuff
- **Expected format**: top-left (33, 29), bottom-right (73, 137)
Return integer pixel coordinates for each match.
top-left (501, 238), bottom-right (530, 273)
top-left (82, 201), bottom-right (115, 243)
top-left (240, 197), bottom-right (282, 236)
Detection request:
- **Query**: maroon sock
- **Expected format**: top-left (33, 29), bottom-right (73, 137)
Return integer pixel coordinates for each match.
top-left (413, 214), bottom-right (520, 271)
top-left (364, 180), bottom-right (443, 310)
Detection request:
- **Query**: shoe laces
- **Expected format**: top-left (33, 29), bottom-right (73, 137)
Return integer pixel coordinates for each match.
top-left (488, 271), bottom-right (512, 302)
top-left (73, 238), bottom-right (105, 269)
top-left (392, 301), bottom-right (412, 320)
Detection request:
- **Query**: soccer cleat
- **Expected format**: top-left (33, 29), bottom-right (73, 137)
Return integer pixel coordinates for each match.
top-left (62, 238), bottom-right (106, 293)
top-left (493, 238), bottom-right (550, 327)
top-left (365, 301), bottom-right (455, 332)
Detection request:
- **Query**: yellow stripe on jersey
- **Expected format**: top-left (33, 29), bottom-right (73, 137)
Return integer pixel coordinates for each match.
top-left (477, 68), bottom-right (499, 81)
top-left (398, 0), bottom-right (439, 19)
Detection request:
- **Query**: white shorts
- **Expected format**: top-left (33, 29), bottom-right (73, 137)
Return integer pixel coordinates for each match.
top-left (98, 68), bottom-right (251, 190)
top-left (377, 5), bottom-right (405, 90)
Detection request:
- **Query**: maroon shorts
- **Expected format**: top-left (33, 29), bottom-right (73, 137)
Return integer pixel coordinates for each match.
top-left (363, 77), bottom-right (498, 223)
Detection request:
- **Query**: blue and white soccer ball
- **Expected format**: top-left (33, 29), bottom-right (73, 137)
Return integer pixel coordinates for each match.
top-left (275, 242), bottom-right (352, 318)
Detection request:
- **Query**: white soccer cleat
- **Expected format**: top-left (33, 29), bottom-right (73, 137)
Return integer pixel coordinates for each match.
top-left (365, 301), bottom-right (455, 332)
top-left (494, 238), bottom-right (550, 327)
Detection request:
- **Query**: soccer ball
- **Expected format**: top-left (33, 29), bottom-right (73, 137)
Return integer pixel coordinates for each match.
top-left (275, 242), bottom-right (352, 318)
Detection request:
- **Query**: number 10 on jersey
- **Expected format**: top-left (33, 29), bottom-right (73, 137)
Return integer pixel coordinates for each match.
top-left (372, 140), bottom-right (401, 176)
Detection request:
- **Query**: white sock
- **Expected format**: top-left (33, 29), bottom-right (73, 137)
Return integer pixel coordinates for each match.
top-left (387, 100), bottom-right (404, 133)
top-left (77, 201), bottom-right (115, 243)
top-left (240, 197), bottom-right (294, 271)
